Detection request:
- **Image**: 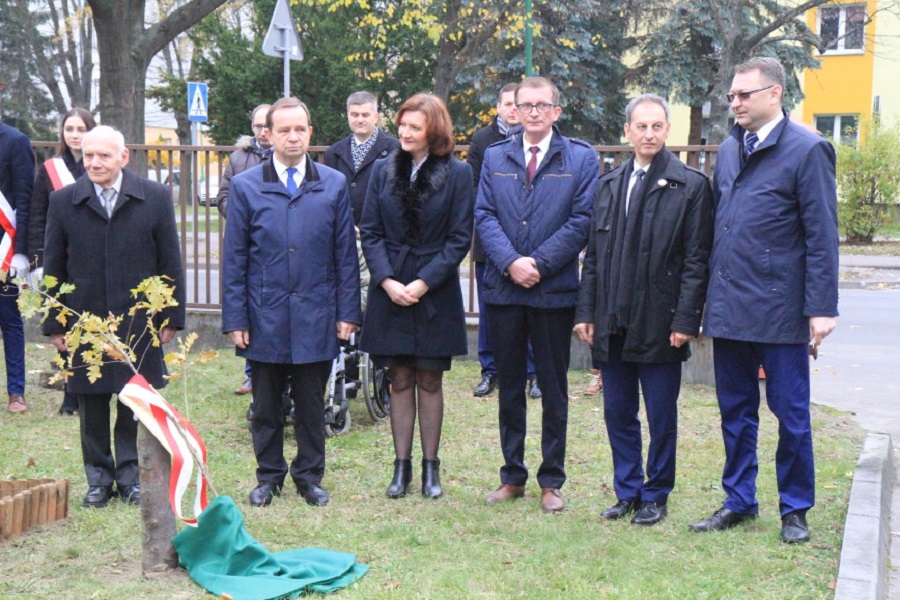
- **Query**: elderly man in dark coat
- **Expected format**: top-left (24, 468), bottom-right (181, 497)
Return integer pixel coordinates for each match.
top-left (222, 97), bottom-right (361, 509)
top-left (575, 94), bottom-right (713, 527)
top-left (689, 57), bottom-right (839, 544)
top-left (43, 125), bottom-right (186, 509)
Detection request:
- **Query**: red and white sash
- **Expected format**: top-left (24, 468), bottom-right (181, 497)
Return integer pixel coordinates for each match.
top-left (44, 157), bottom-right (76, 191)
top-left (0, 189), bottom-right (15, 274)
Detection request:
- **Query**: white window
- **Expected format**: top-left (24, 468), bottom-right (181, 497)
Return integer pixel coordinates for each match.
top-left (819, 5), bottom-right (866, 52)
top-left (815, 114), bottom-right (859, 145)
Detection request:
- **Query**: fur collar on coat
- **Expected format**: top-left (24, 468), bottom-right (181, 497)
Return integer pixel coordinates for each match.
top-left (385, 150), bottom-right (452, 244)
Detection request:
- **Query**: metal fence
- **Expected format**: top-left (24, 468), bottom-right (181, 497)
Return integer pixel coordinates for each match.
top-left (31, 142), bottom-right (719, 313)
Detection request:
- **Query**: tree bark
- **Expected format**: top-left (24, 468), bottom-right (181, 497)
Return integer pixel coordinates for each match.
top-left (137, 422), bottom-right (179, 574)
top-left (87, 0), bottom-right (229, 144)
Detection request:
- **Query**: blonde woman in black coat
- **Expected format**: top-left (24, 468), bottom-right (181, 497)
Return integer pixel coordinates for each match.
top-left (359, 94), bottom-right (473, 499)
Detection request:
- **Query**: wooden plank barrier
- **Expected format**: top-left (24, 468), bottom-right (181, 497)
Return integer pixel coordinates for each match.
top-left (0, 478), bottom-right (70, 541)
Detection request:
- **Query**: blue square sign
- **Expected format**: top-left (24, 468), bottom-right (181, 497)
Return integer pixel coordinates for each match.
top-left (187, 82), bottom-right (208, 122)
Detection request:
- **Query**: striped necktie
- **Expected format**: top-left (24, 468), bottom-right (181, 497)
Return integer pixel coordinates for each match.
top-left (745, 132), bottom-right (759, 156)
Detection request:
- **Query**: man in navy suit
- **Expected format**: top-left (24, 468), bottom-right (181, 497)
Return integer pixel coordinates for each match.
top-left (325, 91), bottom-right (399, 225)
top-left (689, 57), bottom-right (839, 544)
top-left (0, 120), bottom-right (34, 414)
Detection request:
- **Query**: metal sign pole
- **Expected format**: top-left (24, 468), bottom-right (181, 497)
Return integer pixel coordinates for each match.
top-left (282, 25), bottom-right (290, 97)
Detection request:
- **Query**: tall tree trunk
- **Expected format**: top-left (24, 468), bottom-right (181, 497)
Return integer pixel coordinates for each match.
top-left (90, 0), bottom-right (148, 144)
top-left (688, 105), bottom-right (704, 146)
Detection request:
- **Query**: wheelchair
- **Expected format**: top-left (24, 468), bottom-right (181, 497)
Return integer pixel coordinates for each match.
top-left (324, 331), bottom-right (391, 437)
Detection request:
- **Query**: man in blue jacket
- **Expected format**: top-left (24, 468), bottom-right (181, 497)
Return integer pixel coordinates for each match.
top-left (475, 76), bottom-right (596, 513)
top-left (0, 120), bottom-right (34, 414)
top-left (222, 97), bottom-right (361, 508)
top-left (689, 57), bottom-right (839, 543)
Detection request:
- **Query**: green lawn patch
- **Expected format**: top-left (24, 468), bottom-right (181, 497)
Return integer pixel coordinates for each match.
top-left (0, 344), bottom-right (863, 598)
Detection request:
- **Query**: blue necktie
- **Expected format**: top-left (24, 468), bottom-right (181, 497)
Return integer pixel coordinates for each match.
top-left (286, 167), bottom-right (297, 195)
top-left (745, 132), bottom-right (759, 156)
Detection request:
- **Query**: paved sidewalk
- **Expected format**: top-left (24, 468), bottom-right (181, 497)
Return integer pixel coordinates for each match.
top-left (815, 255), bottom-right (900, 598)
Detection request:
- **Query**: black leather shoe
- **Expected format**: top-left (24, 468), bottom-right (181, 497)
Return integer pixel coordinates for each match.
top-left (631, 501), bottom-right (667, 526)
top-left (297, 483), bottom-right (330, 506)
top-left (421, 458), bottom-right (443, 499)
top-left (82, 486), bottom-right (113, 508)
top-left (249, 482), bottom-right (282, 507)
top-left (780, 511), bottom-right (810, 544)
top-left (473, 374), bottom-right (497, 397)
top-left (118, 484), bottom-right (141, 506)
top-left (689, 506), bottom-right (757, 532)
top-left (245, 403), bottom-right (254, 421)
top-left (387, 458), bottom-right (412, 499)
top-left (601, 499), bottom-right (638, 520)
top-left (528, 378), bottom-right (542, 399)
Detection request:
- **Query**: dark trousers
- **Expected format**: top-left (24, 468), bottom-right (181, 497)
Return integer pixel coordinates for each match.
top-left (249, 359), bottom-right (331, 487)
top-left (475, 263), bottom-right (535, 378)
top-left (599, 335), bottom-right (682, 504)
top-left (77, 393), bottom-right (139, 487)
top-left (713, 338), bottom-right (814, 516)
top-left (487, 304), bottom-right (574, 489)
top-left (0, 283), bottom-right (25, 395)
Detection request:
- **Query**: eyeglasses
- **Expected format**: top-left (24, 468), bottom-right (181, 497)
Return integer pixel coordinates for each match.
top-left (516, 102), bottom-right (556, 114)
top-left (725, 85), bottom-right (775, 103)
top-left (252, 124), bottom-right (267, 131)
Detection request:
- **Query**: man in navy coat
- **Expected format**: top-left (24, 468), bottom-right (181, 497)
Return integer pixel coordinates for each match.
top-left (222, 97), bottom-right (361, 508)
top-left (689, 57), bottom-right (839, 543)
top-left (475, 77), bottom-right (596, 513)
top-left (0, 120), bottom-right (34, 414)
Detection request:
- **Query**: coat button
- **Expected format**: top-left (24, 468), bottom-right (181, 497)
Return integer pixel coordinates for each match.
top-left (522, 220), bottom-right (527, 225)
top-left (351, 182), bottom-right (357, 188)
top-left (289, 246), bottom-right (296, 252)
top-left (290, 291), bottom-right (297, 296)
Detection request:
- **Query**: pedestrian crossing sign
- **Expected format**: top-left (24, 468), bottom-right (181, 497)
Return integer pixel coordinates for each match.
top-left (188, 82), bottom-right (208, 122)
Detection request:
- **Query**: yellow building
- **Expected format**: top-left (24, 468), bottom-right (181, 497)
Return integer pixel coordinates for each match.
top-left (794, 0), bottom-right (900, 141)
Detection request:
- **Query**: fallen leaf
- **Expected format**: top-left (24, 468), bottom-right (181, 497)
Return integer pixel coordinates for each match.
top-left (26, 457), bottom-right (36, 468)
top-left (385, 582), bottom-right (401, 590)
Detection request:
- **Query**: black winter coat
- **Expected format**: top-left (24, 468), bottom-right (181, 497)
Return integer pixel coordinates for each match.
top-left (28, 151), bottom-right (85, 267)
top-left (575, 150), bottom-right (713, 363)
top-left (359, 151), bottom-right (473, 358)
top-left (42, 169), bottom-right (186, 393)
top-left (324, 131), bottom-right (400, 225)
top-left (466, 118), bottom-right (504, 262)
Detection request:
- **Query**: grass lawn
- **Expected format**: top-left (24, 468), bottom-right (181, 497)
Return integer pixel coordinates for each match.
top-left (0, 343), bottom-right (863, 599)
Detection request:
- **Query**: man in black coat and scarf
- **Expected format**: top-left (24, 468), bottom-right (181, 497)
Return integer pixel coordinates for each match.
top-left (43, 125), bottom-right (185, 509)
top-left (574, 94), bottom-right (713, 526)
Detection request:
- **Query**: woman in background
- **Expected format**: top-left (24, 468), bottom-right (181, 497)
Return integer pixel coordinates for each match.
top-left (28, 106), bottom-right (96, 415)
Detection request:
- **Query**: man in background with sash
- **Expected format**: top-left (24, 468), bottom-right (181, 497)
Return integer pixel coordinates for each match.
top-left (0, 119), bottom-right (34, 414)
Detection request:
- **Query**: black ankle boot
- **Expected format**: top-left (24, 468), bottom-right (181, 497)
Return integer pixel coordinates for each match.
top-left (421, 458), bottom-right (443, 498)
top-left (386, 459), bottom-right (412, 499)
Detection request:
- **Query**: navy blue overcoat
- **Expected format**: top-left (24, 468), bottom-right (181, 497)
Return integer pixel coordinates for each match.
top-left (704, 115), bottom-right (839, 344)
top-left (222, 157), bottom-right (361, 364)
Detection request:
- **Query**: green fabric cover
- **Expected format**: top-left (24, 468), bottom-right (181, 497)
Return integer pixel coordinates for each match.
top-left (173, 496), bottom-right (368, 599)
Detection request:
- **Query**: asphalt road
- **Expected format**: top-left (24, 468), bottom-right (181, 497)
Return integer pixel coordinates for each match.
top-left (810, 288), bottom-right (900, 434)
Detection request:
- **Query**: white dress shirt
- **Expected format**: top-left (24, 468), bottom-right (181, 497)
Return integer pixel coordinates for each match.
top-left (522, 131), bottom-right (553, 173)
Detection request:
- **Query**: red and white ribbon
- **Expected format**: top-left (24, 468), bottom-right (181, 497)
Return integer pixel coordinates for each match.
top-left (118, 374), bottom-right (210, 526)
top-left (0, 188), bottom-right (16, 275)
